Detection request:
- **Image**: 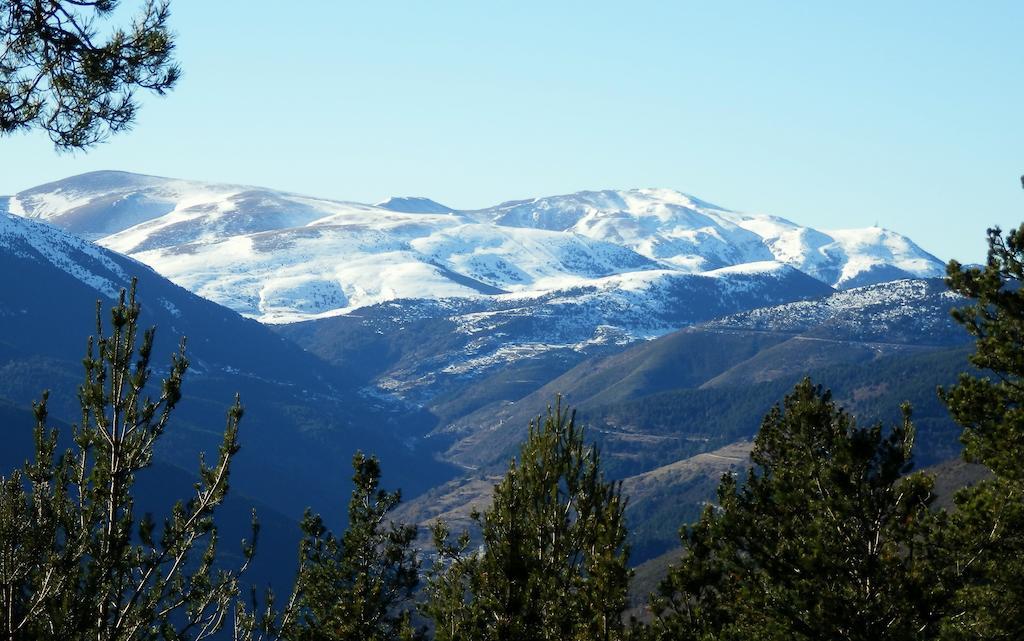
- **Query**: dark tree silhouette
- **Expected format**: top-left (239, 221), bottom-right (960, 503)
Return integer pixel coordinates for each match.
top-left (0, 0), bottom-right (179, 149)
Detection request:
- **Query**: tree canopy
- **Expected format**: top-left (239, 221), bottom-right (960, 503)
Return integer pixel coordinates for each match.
top-left (935, 224), bottom-right (1024, 640)
top-left (282, 452), bottom-right (422, 641)
top-left (0, 0), bottom-right (179, 149)
top-left (0, 281), bottom-right (251, 641)
top-left (426, 399), bottom-right (632, 641)
top-left (651, 379), bottom-right (939, 641)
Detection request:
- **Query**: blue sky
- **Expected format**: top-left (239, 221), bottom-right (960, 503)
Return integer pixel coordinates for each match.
top-left (2, 1), bottom-right (1021, 262)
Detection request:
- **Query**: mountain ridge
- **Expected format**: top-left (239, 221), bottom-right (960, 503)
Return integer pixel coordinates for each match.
top-left (9, 171), bottom-right (944, 325)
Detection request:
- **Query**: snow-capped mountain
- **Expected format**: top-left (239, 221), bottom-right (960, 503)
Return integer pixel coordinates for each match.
top-left (7, 172), bottom-right (944, 324)
top-left (470, 189), bottom-right (943, 288)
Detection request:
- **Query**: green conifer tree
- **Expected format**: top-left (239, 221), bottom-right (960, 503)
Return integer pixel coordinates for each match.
top-left (281, 452), bottom-right (422, 641)
top-left (0, 0), bottom-right (180, 149)
top-left (0, 281), bottom-right (251, 640)
top-left (425, 398), bottom-right (632, 641)
top-left (936, 222), bottom-right (1024, 640)
top-left (651, 379), bottom-right (938, 641)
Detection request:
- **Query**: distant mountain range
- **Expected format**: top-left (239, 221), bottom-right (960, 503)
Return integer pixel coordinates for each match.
top-left (4, 171), bottom-right (944, 324)
top-left (0, 170), bottom-right (971, 572)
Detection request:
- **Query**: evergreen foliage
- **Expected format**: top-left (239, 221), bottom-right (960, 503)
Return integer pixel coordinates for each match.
top-left (0, 281), bottom-right (250, 640)
top-left (935, 224), bottom-right (1024, 639)
top-left (0, 0), bottom-right (179, 148)
top-left (280, 452), bottom-right (422, 641)
top-left (425, 399), bottom-right (632, 641)
top-left (651, 378), bottom-right (938, 641)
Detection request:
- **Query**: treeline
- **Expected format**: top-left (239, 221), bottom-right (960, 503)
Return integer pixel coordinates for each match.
top-left (2, 225), bottom-right (1024, 640)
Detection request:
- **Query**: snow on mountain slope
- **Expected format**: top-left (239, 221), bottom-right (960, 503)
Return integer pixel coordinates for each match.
top-left (121, 218), bottom-right (664, 322)
top-left (470, 188), bottom-right (944, 287)
top-left (470, 189), bottom-right (773, 271)
top-left (9, 171), bottom-right (249, 240)
top-left (437, 264), bottom-right (833, 375)
top-left (10, 172), bottom-right (943, 324)
top-left (278, 263), bottom-right (834, 403)
top-left (705, 278), bottom-right (964, 344)
top-left (721, 212), bottom-right (943, 288)
top-left (1, 210), bottom-right (133, 299)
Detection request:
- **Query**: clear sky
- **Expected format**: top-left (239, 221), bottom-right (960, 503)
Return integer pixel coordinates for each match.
top-left (2, 1), bottom-right (1022, 262)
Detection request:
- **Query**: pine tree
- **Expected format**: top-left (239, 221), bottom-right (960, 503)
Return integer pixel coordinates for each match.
top-left (0, 280), bottom-right (252, 640)
top-left (935, 223), bottom-right (1024, 640)
top-left (425, 398), bottom-right (632, 641)
top-left (650, 379), bottom-right (938, 641)
top-left (281, 452), bottom-right (422, 641)
top-left (0, 0), bottom-right (180, 149)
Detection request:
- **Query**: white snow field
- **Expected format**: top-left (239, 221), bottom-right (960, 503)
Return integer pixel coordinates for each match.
top-left (8, 172), bottom-right (944, 324)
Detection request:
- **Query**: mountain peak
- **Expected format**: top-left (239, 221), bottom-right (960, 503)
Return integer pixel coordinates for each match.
top-left (375, 196), bottom-right (453, 213)
top-left (18, 170), bottom-right (171, 195)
